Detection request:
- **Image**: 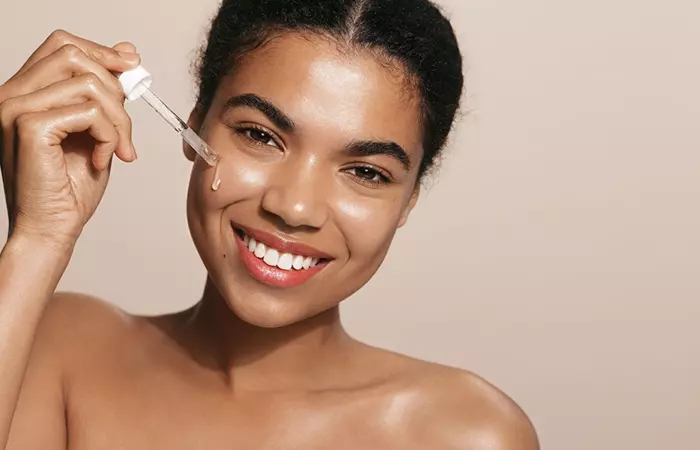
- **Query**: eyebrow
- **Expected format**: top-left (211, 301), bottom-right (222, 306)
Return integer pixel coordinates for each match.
top-left (224, 93), bottom-right (412, 171)
top-left (346, 140), bottom-right (412, 172)
top-left (224, 94), bottom-right (296, 132)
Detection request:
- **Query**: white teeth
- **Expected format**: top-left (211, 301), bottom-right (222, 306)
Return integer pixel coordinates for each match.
top-left (263, 248), bottom-right (279, 266)
top-left (302, 257), bottom-right (312, 270)
top-left (241, 233), bottom-right (324, 271)
top-left (277, 253), bottom-right (294, 270)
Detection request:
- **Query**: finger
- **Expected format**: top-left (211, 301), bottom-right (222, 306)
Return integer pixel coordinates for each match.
top-left (112, 41), bottom-right (137, 54)
top-left (0, 74), bottom-right (136, 163)
top-left (16, 101), bottom-right (119, 171)
top-left (13, 44), bottom-right (128, 103)
top-left (15, 29), bottom-right (139, 78)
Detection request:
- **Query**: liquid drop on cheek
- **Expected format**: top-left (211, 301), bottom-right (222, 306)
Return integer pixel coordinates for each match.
top-left (211, 160), bottom-right (222, 191)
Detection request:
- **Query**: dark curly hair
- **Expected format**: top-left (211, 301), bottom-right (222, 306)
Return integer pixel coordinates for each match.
top-left (194, 0), bottom-right (464, 179)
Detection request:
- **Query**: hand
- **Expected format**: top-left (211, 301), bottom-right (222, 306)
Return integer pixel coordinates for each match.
top-left (0, 30), bottom-right (140, 249)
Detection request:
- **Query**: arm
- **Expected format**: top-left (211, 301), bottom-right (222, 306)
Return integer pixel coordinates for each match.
top-left (0, 30), bottom-right (140, 448)
top-left (0, 237), bottom-right (72, 449)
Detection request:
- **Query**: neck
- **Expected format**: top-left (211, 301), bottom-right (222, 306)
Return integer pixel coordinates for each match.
top-left (187, 278), bottom-right (353, 391)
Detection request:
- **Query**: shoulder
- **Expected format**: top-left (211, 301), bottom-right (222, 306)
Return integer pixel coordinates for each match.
top-left (9, 293), bottom-right (149, 446)
top-left (33, 292), bottom-right (165, 371)
top-left (38, 291), bottom-right (139, 345)
top-left (427, 366), bottom-right (539, 450)
top-left (388, 358), bottom-right (540, 450)
top-left (8, 293), bottom-right (178, 447)
top-left (43, 291), bottom-right (133, 325)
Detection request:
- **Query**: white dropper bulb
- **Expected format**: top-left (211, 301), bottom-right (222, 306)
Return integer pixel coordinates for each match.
top-left (117, 66), bottom-right (220, 166)
top-left (118, 65), bottom-right (153, 101)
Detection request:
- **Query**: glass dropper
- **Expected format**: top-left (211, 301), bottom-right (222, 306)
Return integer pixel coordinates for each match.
top-left (118, 66), bottom-right (220, 166)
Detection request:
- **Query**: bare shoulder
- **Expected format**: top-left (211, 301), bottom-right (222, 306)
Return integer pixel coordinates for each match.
top-left (41, 291), bottom-right (141, 342)
top-left (373, 351), bottom-right (540, 450)
top-left (8, 292), bottom-right (160, 448)
top-left (419, 364), bottom-right (539, 450)
top-left (35, 292), bottom-right (165, 368)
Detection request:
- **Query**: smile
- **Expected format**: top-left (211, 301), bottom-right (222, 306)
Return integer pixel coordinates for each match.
top-left (232, 224), bottom-right (331, 288)
top-left (243, 234), bottom-right (319, 271)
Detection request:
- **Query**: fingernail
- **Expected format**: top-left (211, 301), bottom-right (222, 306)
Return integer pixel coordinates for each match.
top-left (118, 51), bottom-right (140, 64)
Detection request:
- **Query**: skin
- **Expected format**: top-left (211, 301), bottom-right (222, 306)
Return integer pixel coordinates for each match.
top-left (0, 30), bottom-right (539, 450)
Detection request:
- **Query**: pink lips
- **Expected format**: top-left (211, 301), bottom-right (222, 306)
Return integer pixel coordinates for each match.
top-left (233, 225), bottom-right (330, 288)
top-left (236, 225), bottom-right (333, 260)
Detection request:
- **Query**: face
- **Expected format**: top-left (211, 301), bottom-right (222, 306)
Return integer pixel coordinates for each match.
top-left (186, 34), bottom-right (424, 328)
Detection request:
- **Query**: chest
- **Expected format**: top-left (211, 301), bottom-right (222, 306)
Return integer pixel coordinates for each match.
top-left (65, 375), bottom-right (414, 450)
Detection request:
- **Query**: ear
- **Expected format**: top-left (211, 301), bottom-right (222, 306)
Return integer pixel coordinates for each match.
top-left (183, 108), bottom-right (204, 162)
top-left (398, 185), bottom-right (420, 228)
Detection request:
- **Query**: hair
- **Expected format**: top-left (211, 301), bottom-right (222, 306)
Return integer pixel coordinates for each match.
top-left (194, 0), bottom-right (464, 179)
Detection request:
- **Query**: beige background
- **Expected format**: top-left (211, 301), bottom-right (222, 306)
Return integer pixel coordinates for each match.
top-left (1, 0), bottom-right (699, 448)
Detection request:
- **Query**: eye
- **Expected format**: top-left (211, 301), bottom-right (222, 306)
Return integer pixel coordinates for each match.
top-left (346, 166), bottom-right (391, 185)
top-left (236, 126), bottom-right (280, 148)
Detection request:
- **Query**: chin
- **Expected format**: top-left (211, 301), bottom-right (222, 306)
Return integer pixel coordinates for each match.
top-left (215, 281), bottom-right (335, 328)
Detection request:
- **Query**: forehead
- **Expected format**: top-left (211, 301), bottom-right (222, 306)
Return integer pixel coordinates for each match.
top-left (216, 33), bottom-right (423, 155)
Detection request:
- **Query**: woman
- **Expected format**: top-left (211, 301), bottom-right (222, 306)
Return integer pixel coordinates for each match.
top-left (0, 0), bottom-right (539, 448)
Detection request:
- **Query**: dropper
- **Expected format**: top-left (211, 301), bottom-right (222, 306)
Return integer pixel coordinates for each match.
top-left (117, 66), bottom-right (220, 166)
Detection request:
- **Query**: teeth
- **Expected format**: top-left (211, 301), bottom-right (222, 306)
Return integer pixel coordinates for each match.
top-left (254, 242), bottom-right (266, 258)
top-left (277, 253), bottom-right (293, 270)
top-left (263, 249), bottom-right (279, 266)
top-left (241, 232), bottom-right (324, 272)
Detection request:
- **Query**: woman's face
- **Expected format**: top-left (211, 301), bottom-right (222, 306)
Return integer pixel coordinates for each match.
top-left (186, 34), bottom-right (424, 328)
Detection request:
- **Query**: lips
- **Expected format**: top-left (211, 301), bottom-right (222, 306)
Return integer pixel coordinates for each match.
top-left (238, 226), bottom-right (333, 260)
top-left (232, 224), bottom-right (331, 288)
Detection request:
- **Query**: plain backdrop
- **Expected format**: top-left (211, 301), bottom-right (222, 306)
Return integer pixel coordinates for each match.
top-left (1, 1), bottom-right (699, 449)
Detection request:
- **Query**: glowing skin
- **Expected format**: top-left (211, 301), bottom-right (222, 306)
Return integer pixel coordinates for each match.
top-left (185, 35), bottom-right (423, 328)
top-left (3, 30), bottom-right (539, 450)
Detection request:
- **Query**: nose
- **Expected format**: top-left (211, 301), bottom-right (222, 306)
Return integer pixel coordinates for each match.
top-left (260, 159), bottom-right (329, 230)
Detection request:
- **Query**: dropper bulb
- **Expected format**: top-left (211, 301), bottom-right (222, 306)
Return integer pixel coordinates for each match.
top-left (118, 65), bottom-right (153, 101)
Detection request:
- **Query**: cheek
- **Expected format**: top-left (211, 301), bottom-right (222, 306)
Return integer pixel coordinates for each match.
top-left (335, 196), bottom-right (404, 259)
top-left (216, 157), bottom-right (269, 202)
top-left (188, 117), bottom-right (271, 210)
top-left (188, 155), bottom-right (270, 212)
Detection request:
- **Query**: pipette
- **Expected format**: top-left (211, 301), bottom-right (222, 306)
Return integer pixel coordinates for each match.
top-left (117, 66), bottom-right (220, 166)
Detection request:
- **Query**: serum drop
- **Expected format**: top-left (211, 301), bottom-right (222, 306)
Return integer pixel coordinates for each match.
top-left (211, 161), bottom-right (222, 191)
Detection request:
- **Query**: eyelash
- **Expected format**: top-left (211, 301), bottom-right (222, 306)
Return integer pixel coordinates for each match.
top-left (344, 165), bottom-right (392, 186)
top-left (232, 124), bottom-right (392, 186)
top-left (234, 125), bottom-right (281, 149)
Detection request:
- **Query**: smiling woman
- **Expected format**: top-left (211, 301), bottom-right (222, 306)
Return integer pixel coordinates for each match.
top-left (0, 0), bottom-right (538, 449)
top-left (187, 32), bottom-right (430, 328)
